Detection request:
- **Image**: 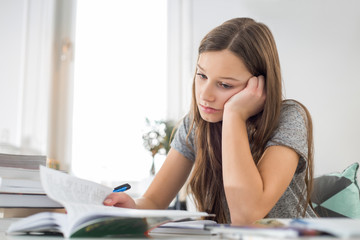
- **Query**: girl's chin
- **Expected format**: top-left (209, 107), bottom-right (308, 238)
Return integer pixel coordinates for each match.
top-left (200, 113), bottom-right (223, 123)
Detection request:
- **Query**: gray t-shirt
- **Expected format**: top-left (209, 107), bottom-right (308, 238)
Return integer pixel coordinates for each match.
top-left (171, 100), bottom-right (317, 220)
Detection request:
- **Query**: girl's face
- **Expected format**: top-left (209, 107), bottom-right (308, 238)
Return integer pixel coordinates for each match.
top-left (195, 50), bottom-right (253, 123)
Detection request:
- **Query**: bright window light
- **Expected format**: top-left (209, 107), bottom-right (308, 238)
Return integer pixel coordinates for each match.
top-left (72, 0), bottom-right (167, 186)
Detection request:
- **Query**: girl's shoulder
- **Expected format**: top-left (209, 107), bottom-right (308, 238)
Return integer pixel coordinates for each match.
top-left (178, 114), bottom-right (192, 133)
top-left (281, 99), bottom-right (306, 112)
top-left (170, 114), bottom-right (196, 161)
top-left (280, 99), bottom-right (309, 125)
top-left (267, 99), bottom-right (310, 171)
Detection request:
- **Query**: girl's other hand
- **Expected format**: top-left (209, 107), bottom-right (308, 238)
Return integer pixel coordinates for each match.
top-left (103, 192), bottom-right (136, 208)
top-left (224, 75), bottom-right (266, 121)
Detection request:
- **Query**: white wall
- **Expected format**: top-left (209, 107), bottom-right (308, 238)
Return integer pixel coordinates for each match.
top-left (184, 0), bottom-right (360, 176)
top-left (2, 0), bottom-right (360, 177)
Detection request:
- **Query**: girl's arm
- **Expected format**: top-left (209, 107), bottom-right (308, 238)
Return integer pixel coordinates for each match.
top-left (104, 148), bottom-right (193, 209)
top-left (222, 76), bottom-right (299, 224)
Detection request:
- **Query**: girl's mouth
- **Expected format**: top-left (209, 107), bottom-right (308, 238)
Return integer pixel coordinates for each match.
top-left (199, 104), bottom-right (220, 114)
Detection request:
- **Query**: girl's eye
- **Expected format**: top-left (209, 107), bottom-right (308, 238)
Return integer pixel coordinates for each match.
top-left (196, 73), bottom-right (207, 79)
top-left (219, 82), bottom-right (232, 89)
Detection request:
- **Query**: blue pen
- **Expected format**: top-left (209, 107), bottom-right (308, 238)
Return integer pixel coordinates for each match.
top-left (113, 183), bottom-right (131, 192)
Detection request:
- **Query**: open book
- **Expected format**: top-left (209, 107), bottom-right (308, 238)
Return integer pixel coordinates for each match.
top-left (7, 166), bottom-right (210, 238)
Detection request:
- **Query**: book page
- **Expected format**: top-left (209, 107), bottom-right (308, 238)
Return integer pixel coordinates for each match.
top-left (40, 166), bottom-right (210, 234)
top-left (40, 166), bottom-right (112, 208)
top-left (65, 202), bottom-right (211, 235)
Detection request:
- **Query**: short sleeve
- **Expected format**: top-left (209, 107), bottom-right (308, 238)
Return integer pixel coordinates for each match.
top-left (170, 115), bottom-right (196, 162)
top-left (265, 101), bottom-right (309, 173)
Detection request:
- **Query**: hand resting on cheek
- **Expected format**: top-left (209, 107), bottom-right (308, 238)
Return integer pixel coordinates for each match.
top-left (224, 75), bottom-right (266, 121)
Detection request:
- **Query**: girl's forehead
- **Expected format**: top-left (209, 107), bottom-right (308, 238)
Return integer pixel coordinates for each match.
top-left (197, 50), bottom-right (251, 76)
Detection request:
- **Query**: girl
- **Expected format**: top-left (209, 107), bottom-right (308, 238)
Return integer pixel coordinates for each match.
top-left (104, 17), bottom-right (317, 225)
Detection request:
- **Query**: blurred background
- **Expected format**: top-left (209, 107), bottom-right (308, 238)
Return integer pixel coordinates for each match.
top-left (1, 0), bottom-right (359, 191)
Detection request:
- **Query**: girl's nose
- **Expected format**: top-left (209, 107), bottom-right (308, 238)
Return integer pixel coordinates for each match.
top-left (200, 82), bottom-right (215, 102)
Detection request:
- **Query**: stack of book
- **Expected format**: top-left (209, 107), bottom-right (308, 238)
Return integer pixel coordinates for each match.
top-left (0, 152), bottom-right (47, 169)
top-left (0, 153), bottom-right (63, 217)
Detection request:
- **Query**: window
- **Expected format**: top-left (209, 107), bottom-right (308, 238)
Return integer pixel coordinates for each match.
top-left (72, 0), bottom-right (167, 185)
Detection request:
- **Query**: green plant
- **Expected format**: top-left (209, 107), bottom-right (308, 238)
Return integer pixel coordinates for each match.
top-left (142, 118), bottom-right (175, 175)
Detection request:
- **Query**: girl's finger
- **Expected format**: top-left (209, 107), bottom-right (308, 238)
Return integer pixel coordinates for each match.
top-left (247, 76), bottom-right (258, 89)
top-left (257, 75), bottom-right (265, 91)
top-left (103, 193), bottom-right (125, 206)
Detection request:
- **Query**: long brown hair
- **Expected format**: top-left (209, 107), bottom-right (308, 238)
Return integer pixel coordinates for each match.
top-left (186, 18), bottom-right (314, 223)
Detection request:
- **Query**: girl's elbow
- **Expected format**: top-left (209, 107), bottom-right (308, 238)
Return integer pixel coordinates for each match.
top-left (229, 208), bottom-right (266, 225)
top-left (224, 185), bottom-right (270, 224)
top-left (226, 195), bottom-right (270, 225)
